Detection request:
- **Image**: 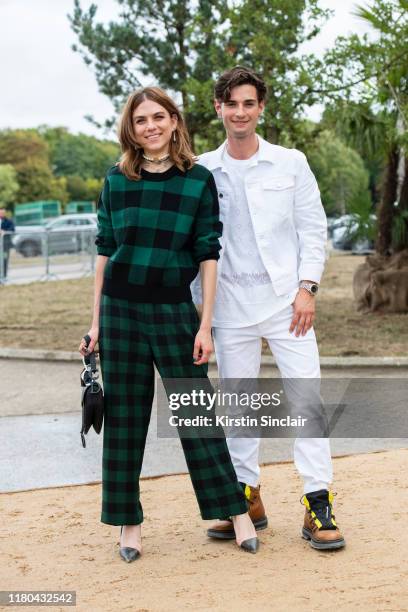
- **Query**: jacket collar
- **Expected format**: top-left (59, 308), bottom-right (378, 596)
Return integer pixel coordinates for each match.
top-left (205, 134), bottom-right (279, 171)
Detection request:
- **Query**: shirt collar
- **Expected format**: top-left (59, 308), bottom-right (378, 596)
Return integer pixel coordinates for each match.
top-left (206, 134), bottom-right (278, 171)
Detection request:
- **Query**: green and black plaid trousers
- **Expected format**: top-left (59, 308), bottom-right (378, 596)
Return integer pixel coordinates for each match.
top-left (98, 295), bottom-right (248, 526)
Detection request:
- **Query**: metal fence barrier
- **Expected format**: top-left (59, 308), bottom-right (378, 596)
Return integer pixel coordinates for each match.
top-left (0, 229), bottom-right (98, 285)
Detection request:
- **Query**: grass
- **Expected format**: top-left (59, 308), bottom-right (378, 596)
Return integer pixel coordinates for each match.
top-left (0, 253), bottom-right (407, 356)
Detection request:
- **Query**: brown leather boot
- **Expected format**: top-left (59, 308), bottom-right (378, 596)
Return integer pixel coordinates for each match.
top-left (207, 483), bottom-right (268, 540)
top-left (301, 489), bottom-right (345, 550)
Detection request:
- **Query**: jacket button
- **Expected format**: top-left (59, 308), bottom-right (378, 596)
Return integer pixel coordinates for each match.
top-left (219, 193), bottom-right (223, 198)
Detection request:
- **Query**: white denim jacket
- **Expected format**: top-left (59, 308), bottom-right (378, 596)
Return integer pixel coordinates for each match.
top-left (191, 134), bottom-right (327, 304)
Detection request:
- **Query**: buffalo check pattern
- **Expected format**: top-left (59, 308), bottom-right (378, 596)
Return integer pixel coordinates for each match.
top-left (95, 163), bottom-right (223, 303)
top-left (99, 296), bottom-right (248, 526)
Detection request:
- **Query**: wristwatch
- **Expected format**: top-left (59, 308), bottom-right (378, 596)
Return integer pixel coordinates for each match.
top-left (299, 281), bottom-right (319, 295)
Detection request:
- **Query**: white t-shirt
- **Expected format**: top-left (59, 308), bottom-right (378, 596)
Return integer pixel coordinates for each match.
top-left (212, 148), bottom-right (298, 328)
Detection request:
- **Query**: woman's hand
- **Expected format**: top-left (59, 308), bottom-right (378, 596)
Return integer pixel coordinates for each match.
top-left (78, 325), bottom-right (99, 356)
top-left (193, 327), bottom-right (213, 365)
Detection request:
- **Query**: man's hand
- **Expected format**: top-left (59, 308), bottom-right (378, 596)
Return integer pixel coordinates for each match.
top-left (289, 289), bottom-right (316, 337)
top-left (193, 327), bottom-right (213, 365)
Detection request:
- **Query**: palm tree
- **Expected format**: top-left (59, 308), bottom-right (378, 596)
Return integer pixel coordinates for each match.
top-left (353, 0), bottom-right (408, 256)
top-left (349, 0), bottom-right (408, 313)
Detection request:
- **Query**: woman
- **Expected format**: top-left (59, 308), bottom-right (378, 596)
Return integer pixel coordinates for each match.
top-left (79, 87), bottom-right (258, 561)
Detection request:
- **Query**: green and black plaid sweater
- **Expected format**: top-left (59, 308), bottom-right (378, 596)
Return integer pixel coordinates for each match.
top-left (95, 163), bottom-right (222, 303)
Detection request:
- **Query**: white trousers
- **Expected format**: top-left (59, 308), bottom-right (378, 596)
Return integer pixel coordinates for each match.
top-left (213, 304), bottom-right (333, 494)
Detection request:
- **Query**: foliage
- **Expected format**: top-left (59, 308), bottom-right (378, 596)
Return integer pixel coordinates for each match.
top-left (0, 129), bottom-right (49, 167)
top-left (307, 130), bottom-right (372, 217)
top-left (40, 127), bottom-right (119, 179)
top-left (69, 0), bottom-right (331, 146)
top-left (392, 158), bottom-right (408, 250)
top-left (0, 129), bottom-right (68, 205)
top-left (65, 175), bottom-right (104, 201)
top-left (69, 0), bottom-right (227, 140)
top-left (320, 0), bottom-right (408, 253)
top-left (15, 158), bottom-right (69, 205)
top-left (321, 102), bottom-right (385, 205)
top-left (0, 164), bottom-right (20, 209)
top-left (392, 210), bottom-right (408, 248)
top-left (0, 127), bottom-right (117, 206)
top-left (221, 0), bottom-right (331, 145)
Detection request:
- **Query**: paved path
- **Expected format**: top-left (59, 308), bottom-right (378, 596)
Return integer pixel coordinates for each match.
top-left (2, 357), bottom-right (406, 419)
top-left (1, 358), bottom-right (407, 492)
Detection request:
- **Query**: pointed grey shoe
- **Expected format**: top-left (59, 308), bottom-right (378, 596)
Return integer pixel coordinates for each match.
top-left (119, 526), bottom-right (141, 563)
top-left (119, 546), bottom-right (140, 563)
top-left (239, 537), bottom-right (259, 554)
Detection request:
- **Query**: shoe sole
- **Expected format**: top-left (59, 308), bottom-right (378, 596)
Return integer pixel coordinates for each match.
top-left (302, 527), bottom-right (346, 550)
top-left (207, 517), bottom-right (268, 540)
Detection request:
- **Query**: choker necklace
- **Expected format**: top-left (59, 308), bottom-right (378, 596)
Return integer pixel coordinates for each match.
top-left (142, 153), bottom-right (170, 164)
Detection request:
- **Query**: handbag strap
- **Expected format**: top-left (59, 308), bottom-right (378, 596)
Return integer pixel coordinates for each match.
top-left (84, 350), bottom-right (98, 374)
top-left (82, 334), bottom-right (98, 376)
top-left (84, 334), bottom-right (98, 372)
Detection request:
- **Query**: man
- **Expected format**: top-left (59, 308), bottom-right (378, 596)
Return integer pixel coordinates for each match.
top-left (192, 66), bottom-right (345, 550)
top-left (0, 207), bottom-right (15, 282)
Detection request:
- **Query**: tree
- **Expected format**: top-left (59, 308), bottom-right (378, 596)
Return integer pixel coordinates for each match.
top-left (307, 130), bottom-right (371, 217)
top-left (69, 0), bottom-right (227, 143)
top-left (322, 0), bottom-right (408, 312)
top-left (84, 177), bottom-right (104, 201)
top-left (65, 175), bottom-right (103, 201)
top-left (0, 165), bottom-right (19, 210)
top-left (40, 127), bottom-right (119, 179)
top-left (16, 158), bottom-right (69, 205)
top-left (0, 129), bottom-right (69, 204)
top-left (321, 102), bottom-right (385, 206)
top-left (69, 0), bottom-right (331, 147)
top-left (0, 127), bottom-right (113, 205)
top-left (0, 129), bottom-right (49, 167)
top-left (220, 0), bottom-right (331, 145)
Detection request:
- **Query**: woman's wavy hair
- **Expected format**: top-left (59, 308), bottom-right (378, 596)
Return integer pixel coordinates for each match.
top-left (118, 87), bottom-right (195, 180)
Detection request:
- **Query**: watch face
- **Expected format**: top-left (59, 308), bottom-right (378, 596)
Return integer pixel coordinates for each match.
top-left (311, 284), bottom-right (318, 294)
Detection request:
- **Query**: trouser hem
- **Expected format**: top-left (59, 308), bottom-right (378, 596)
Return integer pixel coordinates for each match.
top-left (101, 514), bottom-right (144, 526)
top-left (199, 500), bottom-right (248, 520)
top-left (303, 482), bottom-right (331, 495)
top-left (234, 472), bottom-right (259, 488)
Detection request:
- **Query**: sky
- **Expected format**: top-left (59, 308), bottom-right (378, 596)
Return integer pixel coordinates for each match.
top-left (0, 0), bottom-right (372, 139)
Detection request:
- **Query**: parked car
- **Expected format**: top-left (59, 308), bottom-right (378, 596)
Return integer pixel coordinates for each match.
top-left (331, 213), bottom-right (376, 254)
top-left (326, 216), bottom-right (341, 239)
top-left (12, 214), bottom-right (98, 257)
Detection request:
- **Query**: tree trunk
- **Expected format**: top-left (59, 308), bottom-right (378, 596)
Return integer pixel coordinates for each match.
top-left (353, 249), bottom-right (408, 313)
top-left (394, 157), bottom-right (408, 252)
top-left (353, 152), bottom-right (408, 313)
top-left (376, 146), bottom-right (398, 255)
top-left (399, 158), bottom-right (408, 210)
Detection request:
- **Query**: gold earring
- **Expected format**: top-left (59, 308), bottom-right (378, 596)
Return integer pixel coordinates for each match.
top-left (173, 131), bottom-right (176, 142)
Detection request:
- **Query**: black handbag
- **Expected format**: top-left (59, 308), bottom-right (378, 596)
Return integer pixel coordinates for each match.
top-left (80, 334), bottom-right (104, 448)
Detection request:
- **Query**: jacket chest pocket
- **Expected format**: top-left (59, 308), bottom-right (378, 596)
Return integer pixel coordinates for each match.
top-left (262, 176), bottom-right (295, 218)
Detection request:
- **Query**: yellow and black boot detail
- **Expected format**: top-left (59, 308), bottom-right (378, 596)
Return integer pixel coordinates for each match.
top-left (301, 489), bottom-right (345, 550)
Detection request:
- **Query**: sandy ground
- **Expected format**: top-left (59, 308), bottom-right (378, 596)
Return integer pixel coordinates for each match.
top-left (1, 449), bottom-right (408, 612)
